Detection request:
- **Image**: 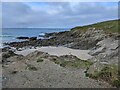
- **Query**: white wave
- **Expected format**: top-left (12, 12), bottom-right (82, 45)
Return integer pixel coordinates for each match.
top-left (0, 43), bottom-right (3, 48)
top-left (0, 35), bottom-right (13, 37)
top-left (39, 33), bottom-right (45, 36)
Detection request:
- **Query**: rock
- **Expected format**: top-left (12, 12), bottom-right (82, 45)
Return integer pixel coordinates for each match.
top-left (4, 28), bottom-right (120, 51)
top-left (2, 50), bottom-right (16, 60)
top-left (2, 50), bottom-right (17, 65)
top-left (16, 37), bottom-right (29, 40)
top-left (109, 40), bottom-right (119, 50)
top-left (26, 51), bottom-right (49, 60)
top-left (70, 37), bottom-right (101, 50)
top-left (88, 35), bottom-right (119, 65)
top-left (44, 32), bottom-right (57, 38)
top-left (6, 55), bottom-right (24, 62)
top-left (89, 46), bottom-right (106, 56)
top-left (29, 37), bottom-right (37, 41)
top-left (2, 47), bottom-right (11, 52)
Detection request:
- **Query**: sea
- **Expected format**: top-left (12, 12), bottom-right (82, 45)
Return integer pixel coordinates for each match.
top-left (0, 28), bottom-right (69, 48)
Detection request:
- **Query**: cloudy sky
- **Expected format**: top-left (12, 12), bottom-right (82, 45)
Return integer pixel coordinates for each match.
top-left (2, 2), bottom-right (118, 28)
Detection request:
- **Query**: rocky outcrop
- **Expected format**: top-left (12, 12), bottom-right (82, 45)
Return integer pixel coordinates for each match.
top-left (4, 29), bottom-right (107, 50)
top-left (85, 36), bottom-right (119, 87)
top-left (16, 37), bottom-right (29, 40)
top-left (1, 48), bottom-right (24, 65)
top-left (89, 37), bottom-right (119, 64)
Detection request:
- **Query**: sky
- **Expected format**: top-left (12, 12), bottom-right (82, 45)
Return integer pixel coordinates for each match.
top-left (2, 2), bottom-right (118, 28)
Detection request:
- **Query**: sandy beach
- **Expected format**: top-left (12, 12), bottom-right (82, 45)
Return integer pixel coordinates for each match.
top-left (15, 46), bottom-right (93, 60)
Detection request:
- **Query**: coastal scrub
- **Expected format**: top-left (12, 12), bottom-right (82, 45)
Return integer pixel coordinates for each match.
top-left (85, 65), bottom-right (120, 87)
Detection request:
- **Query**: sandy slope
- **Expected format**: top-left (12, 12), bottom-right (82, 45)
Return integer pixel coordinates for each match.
top-left (3, 58), bottom-right (111, 88)
top-left (15, 46), bottom-right (93, 60)
top-left (2, 46), bottom-right (112, 88)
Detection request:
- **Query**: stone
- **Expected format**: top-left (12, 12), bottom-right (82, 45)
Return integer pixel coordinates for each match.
top-left (89, 46), bottom-right (106, 56)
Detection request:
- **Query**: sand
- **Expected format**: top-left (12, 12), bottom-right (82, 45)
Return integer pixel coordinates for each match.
top-left (15, 46), bottom-right (93, 60)
top-left (3, 59), bottom-right (111, 88)
top-left (3, 46), bottom-right (111, 88)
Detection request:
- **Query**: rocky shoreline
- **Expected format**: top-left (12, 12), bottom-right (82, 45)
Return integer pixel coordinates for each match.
top-left (1, 20), bottom-right (120, 88)
top-left (4, 24), bottom-right (120, 50)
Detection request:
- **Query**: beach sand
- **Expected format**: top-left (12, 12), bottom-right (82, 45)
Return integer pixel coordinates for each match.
top-left (15, 46), bottom-right (93, 60)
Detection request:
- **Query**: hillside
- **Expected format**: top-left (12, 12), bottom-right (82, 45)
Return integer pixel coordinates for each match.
top-left (71, 19), bottom-right (119, 33)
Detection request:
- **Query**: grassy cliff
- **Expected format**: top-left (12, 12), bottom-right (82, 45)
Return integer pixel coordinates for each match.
top-left (71, 19), bottom-right (119, 33)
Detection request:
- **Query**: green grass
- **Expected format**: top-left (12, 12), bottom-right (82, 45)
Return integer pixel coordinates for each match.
top-left (71, 19), bottom-right (119, 33)
top-left (59, 59), bottom-right (93, 69)
top-left (85, 65), bottom-right (120, 87)
top-left (112, 79), bottom-right (120, 88)
top-left (50, 56), bottom-right (93, 69)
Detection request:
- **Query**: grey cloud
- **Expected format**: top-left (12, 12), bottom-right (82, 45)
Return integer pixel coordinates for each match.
top-left (2, 2), bottom-right (118, 28)
top-left (2, 2), bottom-right (31, 28)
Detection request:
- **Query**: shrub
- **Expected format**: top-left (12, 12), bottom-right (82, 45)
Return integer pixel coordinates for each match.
top-left (86, 65), bottom-right (120, 87)
top-left (112, 79), bottom-right (120, 88)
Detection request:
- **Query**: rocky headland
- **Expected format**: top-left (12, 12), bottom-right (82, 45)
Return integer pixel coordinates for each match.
top-left (2, 20), bottom-right (120, 88)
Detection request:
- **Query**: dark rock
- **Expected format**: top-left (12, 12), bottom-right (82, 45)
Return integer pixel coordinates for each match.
top-left (16, 37), bottom-right (29, 40)
top-left (2, 50), bottom-right (16, 60)
top-left (2, 47), bottom-right (11, 52)
top-left (44, 32), bottom-right (58, 38)
top-left (29, 37), bottom-right (37, 41)
top-left (2, 49), bottom-right (17, 65)
top-left (5, 28), bottom-right (120, 51)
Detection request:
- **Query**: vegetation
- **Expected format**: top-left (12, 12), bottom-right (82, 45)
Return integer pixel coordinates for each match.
top-left (112, 79), bottom-right (120, 87)
top-left (51, 57), bottom-right (93, 69)
top-left (85, 65), bottom-right (120, 87)
top-left (60, 60), bottom-right (93, 69)
top-left (71, 19), bottom-right (119, 33)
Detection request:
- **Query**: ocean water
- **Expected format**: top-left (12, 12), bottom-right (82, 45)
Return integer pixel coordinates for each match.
top-left (0, 28), bottom-right (69, 48)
